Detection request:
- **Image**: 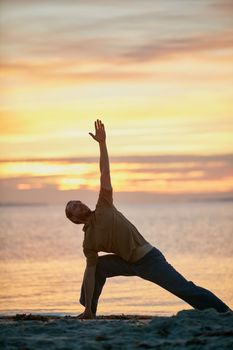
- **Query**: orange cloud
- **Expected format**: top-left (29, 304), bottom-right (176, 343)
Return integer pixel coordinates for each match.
top-left (1, 154), bottom-right (232, 195)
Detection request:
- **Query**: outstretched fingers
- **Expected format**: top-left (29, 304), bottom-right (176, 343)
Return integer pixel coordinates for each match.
top-left (97, 119), bottom-right (102, 129)
top-left (97, 118), bottom-right (104, 130)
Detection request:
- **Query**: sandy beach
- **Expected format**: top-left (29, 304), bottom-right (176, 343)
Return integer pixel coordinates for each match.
top-left (0, 309), bottom-right (232, 349)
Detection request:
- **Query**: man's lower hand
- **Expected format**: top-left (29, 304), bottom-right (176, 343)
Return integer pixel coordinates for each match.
top-left (78, 308), bottom-right (95, 319)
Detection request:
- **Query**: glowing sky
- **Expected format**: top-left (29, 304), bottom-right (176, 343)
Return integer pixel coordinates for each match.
top-left (0, 0), bottom-right (233, 201)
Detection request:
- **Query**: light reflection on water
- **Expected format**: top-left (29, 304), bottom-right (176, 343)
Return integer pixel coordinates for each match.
top-left (0, 202), bottom-right (232, 315)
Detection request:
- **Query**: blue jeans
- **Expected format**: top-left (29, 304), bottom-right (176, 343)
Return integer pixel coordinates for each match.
top-left (80, 247), bottom-right (229, 314)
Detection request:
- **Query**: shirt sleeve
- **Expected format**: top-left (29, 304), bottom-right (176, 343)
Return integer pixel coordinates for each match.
top-left (96, 187), bottom-right (113, 208)
top-left (83, 247), bottom-right (98, 267)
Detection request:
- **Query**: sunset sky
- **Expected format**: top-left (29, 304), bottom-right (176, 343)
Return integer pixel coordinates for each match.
top-left (1, 0), bottom-right (233, 204)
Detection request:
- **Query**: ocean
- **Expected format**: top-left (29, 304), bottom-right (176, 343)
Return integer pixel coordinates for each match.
top-left (0, 201), bottom-right (232, 316)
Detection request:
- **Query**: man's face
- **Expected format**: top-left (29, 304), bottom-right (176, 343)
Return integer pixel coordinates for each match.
top-left (67, 200), bottom-right (90, 223)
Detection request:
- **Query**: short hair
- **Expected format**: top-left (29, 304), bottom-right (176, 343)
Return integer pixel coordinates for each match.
top-left (65, 201), bottom-right (79, 224)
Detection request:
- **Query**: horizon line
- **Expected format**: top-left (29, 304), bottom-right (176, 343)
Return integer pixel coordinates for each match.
top-left (0, 153), bottom-right (233, 163)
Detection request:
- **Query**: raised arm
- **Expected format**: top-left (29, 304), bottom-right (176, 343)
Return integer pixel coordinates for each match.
top-left (89, 119), bottom-right (112, 190)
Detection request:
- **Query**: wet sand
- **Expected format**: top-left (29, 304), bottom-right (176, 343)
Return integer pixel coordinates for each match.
top-left (0, 309), bottom-right (232, 349)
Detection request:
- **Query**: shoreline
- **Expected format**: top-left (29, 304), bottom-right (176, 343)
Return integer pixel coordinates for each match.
top-left (0, 309), bottom-right (232, 349)
top-left (0, 314), bottom-right (153, 320)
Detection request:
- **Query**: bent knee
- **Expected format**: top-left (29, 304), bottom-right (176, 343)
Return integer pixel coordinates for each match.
top-left (95, 254), bottom-right (116, 275)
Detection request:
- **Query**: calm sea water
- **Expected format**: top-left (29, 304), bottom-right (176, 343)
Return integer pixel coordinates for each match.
top-left (0, 201), bottom-right (232, 316)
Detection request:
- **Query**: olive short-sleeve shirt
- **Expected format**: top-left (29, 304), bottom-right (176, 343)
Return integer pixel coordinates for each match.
top-left (82, 187), bottom-right (148, 266)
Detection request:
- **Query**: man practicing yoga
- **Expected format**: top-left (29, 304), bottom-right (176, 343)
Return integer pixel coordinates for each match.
top-left (65, 119), bottom-right (230, 319)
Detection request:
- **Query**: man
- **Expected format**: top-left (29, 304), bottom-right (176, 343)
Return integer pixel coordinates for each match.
top-left (65, 119), bottom-right (230, 319)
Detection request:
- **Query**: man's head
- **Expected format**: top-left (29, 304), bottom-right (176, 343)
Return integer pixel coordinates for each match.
top-left (65, 200), bottom-right (92, 224)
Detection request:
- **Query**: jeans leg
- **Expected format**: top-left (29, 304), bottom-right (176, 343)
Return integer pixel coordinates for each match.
top-left (79, 254), bottom-right (135, 314)
top-left (134, 248), bottom-right (229, 313)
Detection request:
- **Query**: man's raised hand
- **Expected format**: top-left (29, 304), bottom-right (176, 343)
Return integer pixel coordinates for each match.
top-left (89, 119), bottom-right (106, 143)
